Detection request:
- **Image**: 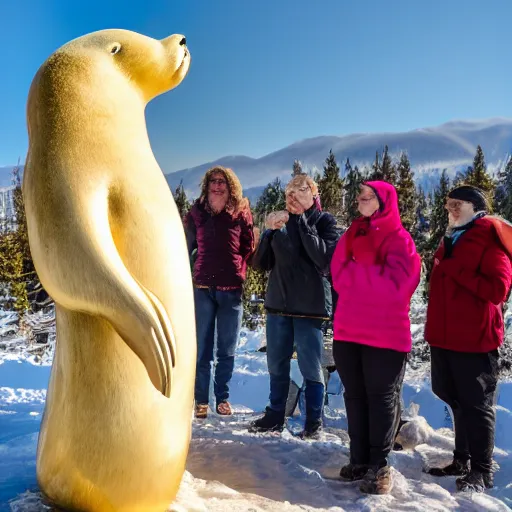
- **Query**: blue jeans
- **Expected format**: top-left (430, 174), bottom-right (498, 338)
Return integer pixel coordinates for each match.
top-left (266, 313), bottom-right (325, 423)
top-left (194, 287), bottom-right (243, 406)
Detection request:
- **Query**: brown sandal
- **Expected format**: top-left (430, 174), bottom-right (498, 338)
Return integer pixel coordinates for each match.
top-left (216, 401), bottom-right (233, 416)
top-left (195, 404), bottom-right (208, 419)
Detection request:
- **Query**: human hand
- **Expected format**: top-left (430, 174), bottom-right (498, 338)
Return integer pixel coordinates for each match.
top-left (265, 211), bottom-right (289, 230)
top-left (286, 194), bottom-right (306, 215)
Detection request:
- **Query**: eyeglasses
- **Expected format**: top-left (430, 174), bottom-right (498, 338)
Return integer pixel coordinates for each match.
top-left (357, 194), bottom-right (377, 203)
top-left (445, 199), bottom-right (470, 211)
top-left (209, 178), bottom-right (227, 186)
top-left (286, 186), bottom-right (310, 197)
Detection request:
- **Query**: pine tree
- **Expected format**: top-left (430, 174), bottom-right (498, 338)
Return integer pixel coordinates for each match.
top-left (380, 145), bottom-right (397, 185)
top-left (0, 165), bottom-right (37, 313)
top-left (413, 186), bottom-right (429, 251)
top-left (0, 231), bottom-right (27, 312)
top-left (495, 155), bottom-right (512, 221)
top-left (368, 150), bottom-right (383, 181)
top-left (292, 159), bottom-right (303, 177)
top-left (343, 163), bottom-right (363, 226)
top-left (423, 169), bottom-right (450, 300)
top-left (458, 145), bottom-right (496, 209)
top-left (173, 180), bottom-right (191, 221)
top-left (344, 157), bottom-right (353, 179)
top-left (396, 152), bottom-right (415, 232)
top-left (242, 264), bottom-right (267, 329)
top-left (429, 170), bottom-right (450, 252)
top-left (360, 165), bottom-right (372, 180)
top-left (312, 169), bottom-right (322, 183)
top-left (317, 149), bottom-right (343, 221)
top-left (254, 177), bottom-right (286, 227)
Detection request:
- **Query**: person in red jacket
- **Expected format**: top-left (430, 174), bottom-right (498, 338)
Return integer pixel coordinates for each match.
top-left (185, 166), bottom-right (255, 419)
top-left (424, 185), bottom-right (512, 493)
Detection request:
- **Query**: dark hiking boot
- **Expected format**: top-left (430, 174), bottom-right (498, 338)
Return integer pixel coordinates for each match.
top-left (476, 460), bottom-right (499, 489)
top-left (359, 465), bottom-right (393, 495)
top-left (456, 470), bottom-right (486, 493)
top-left (248, 410), bottom-right (284, 433)
top-left (482, 472), bottom-right (494, 489)
top-left (298, 419), bottom-right (322, 440)
top-left (339, 463), bottom-right (369, 481)
top-left (427, 458), bottom-right (470, 477)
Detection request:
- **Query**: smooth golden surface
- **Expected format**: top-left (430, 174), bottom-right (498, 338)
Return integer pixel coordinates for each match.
top-left (23, 29), bottom-right (196, 511)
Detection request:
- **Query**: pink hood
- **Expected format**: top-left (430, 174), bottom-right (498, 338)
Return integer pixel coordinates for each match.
top-left (330, 181), bottom-right (421, 352)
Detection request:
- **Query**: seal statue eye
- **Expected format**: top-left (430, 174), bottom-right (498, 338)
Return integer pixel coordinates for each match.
top-left (110, 44), bottom-right (121, 55)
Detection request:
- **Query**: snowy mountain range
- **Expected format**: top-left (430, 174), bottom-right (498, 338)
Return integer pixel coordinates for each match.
top-left (165, 117), bottom-right (512, 202)
top-left (3, 118), bottom-right (512, 203)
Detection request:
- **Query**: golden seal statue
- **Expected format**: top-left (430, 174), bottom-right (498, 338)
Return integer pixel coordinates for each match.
top-left (23, 29), bottom-right (195, 511)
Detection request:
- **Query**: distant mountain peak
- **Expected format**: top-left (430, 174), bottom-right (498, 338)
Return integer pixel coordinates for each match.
top-left (165, 117), bottom-right (512, 199)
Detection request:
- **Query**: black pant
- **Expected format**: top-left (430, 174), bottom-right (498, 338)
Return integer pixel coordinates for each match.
top-left (333, 341), bottom-right (407, 468)
top-left (430, 346), bottom-right (499, 473)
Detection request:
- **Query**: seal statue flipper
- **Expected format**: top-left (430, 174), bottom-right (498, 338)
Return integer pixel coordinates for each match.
top-left (138, 282), bottom-right (177, 364)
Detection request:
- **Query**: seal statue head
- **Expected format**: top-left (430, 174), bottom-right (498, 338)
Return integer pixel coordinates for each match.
top-left (36, 28), bottom-right (190, 100)
top-left (27, 29), bottom-right (191, 156)
top-left (24, 29), bottom-right (196, 510)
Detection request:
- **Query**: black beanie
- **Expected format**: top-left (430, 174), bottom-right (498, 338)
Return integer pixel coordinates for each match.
top-left (447, 185), bottom-right (488, 212)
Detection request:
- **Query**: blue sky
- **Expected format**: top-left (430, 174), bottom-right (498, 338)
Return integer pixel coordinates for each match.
top-left (1, 0), bottom-right (511, 172)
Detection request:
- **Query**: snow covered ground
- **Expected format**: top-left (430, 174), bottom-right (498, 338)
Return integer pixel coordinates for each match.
top-left (1, 306), bottom-right (512, 511)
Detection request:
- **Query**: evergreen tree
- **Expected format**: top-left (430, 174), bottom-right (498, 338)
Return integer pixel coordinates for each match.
top-left (292, 159), bottom-right (303, 177)
top-left (242, 264), bottom-right (267, 329)
top-left (380, 145), bottom-right (398, 185)
top-left (343, 157), bottom-right (352, 212)
top-left (254, 177), bottom-right (286, 227)
top-left (343, 163), bottom-right (363, 226)
top-left (458, 145), bottom-right (496, 209)
top-left (396, 152), bottom-right (415, 232)
top-left (173, 180), bottom-right (191, 221)
top-left (0, 165), bottom-right (38, 313)
top-left (360, 165), bottom-right (372, 180)
top-left (423, 169), bottom-right (450, 300)
top-left (413, 185), bottom-right (429, 251)
top-left (317, 149), bottom-right (343, 221)
top-left (428, 170), bottom-right (450, 253)
top-left (368, 150), bottom-right (384, 181)
top-left (344, 157), bottom-right (353, 179)
top-left (495, 155), bottom-right (512, 221)
top-left (0, 231), bottom-right (28, 312)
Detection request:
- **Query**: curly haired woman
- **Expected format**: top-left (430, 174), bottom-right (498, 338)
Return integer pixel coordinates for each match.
top-left (185, 166), bottom-right (255, 418)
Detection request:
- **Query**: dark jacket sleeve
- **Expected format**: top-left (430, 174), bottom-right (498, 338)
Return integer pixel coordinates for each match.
top-left (250, 229), bottom-right (275, 271)
top-left (297, 213), bottom-right (340, 274)
top-left (184, 209), bottom-right (197, 256)
top-left (440, 243), bottom-right (512, 305)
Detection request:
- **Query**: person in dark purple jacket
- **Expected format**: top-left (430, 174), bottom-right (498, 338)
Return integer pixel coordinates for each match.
top-left (184, 166), bottom-right (255, 419)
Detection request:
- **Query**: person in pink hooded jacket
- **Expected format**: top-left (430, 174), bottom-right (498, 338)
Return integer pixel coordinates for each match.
top-left (330, 180), bottom-right (421, 495)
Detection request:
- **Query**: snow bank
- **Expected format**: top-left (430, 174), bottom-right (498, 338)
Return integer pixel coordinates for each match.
top-left (2, 327), bottom-right (512, 511)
